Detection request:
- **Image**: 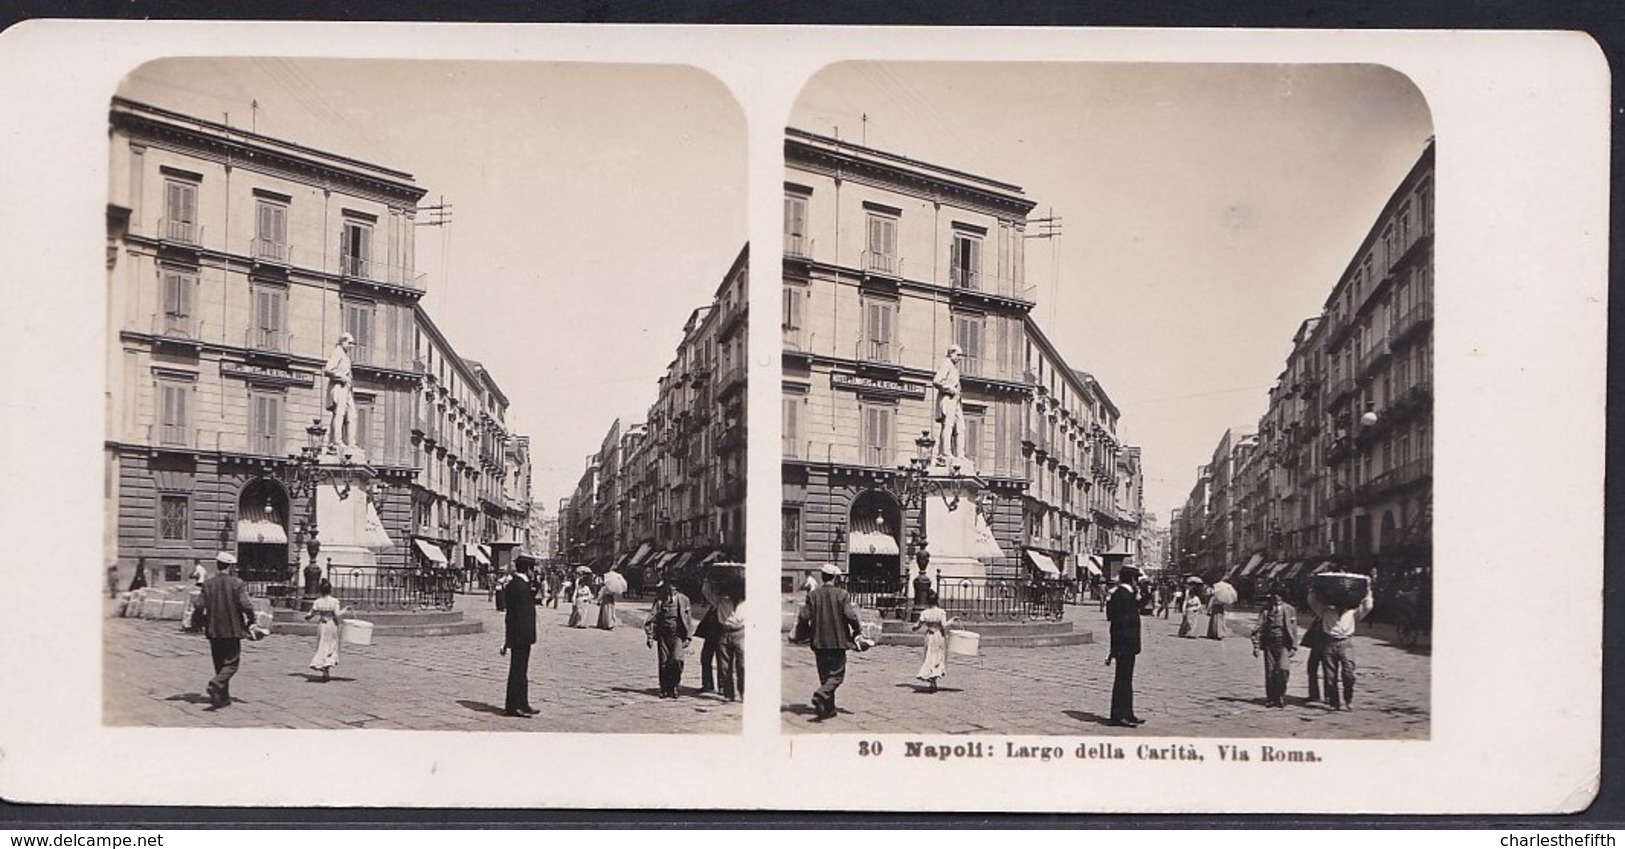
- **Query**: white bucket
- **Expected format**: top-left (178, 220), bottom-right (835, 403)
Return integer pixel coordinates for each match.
top-left (947, 629), bottom-right (981, 657)
top-left (341, 619), bottom-right (374, 646)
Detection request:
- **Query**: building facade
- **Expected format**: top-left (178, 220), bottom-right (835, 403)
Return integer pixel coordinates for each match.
top-left (1176, 139), bottom-right (1433, 591)
top-left (561, 246), bottom-right (749, 583)
top-left (105, 98), bottom-right (528, 590)
top-left (781, 129), bottom-right (1143, 591)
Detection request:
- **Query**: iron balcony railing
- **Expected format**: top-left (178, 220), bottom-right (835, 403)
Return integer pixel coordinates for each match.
top-left (861, 250), bottom-right (903, 277)
top-left (341, 255), bottom-right (428, 293)
top-left (244, 326), bottom-right (292, 354)
top-left (158, 218), bottom-right (202, 246)
top-left (251, 238), bottom-right (293, 266)
top-left (951, 264), bottom-right (980, 291)
top-left (783, 234), bottom-right (813, 259)
top-left (855, 338), bottom-right (895, 365)
top-left (148, 423), bottom-right (199, 450)
top-left (151, 311), bottom-right (202, 341)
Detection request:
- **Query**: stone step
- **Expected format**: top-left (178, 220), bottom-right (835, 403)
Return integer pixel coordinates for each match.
top-left (271, 608), bottom-right (483, 638)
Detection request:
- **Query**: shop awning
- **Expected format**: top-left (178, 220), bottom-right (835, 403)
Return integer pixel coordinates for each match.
top-left (237, 518), bottom-right (288, 545)
top-left (848, 512), bottom-right (899, 556)
top-left (667, 551), bottom-right (696, 573)
top-left (700, 550), bottom-right (726, 567)
top-left (414, 539), bottom-right (448, 564)
top-left (1084, 555), bottom-right (1104, 576)
top-left (1024, 549), bottom-right (1061, 576)
top-left (363, 501), bottom-right (394, 552)
top-left (1234, 553), bottom-right (1265, 578)
top-left (624, 541), bottom-right (653, 569)
top-left (1260, 561), bottom-right (1293, 579)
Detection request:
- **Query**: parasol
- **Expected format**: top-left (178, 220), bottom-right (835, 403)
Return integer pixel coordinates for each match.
top-left (1185, 576), bottom-right (1206, 585)
top-left (602, 571), bottom-right (628, 595)
top-left (1210, 581), bottom-right (1238, 606)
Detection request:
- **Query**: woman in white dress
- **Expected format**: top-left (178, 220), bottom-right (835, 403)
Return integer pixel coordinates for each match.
top-left (911, 591), bottom-right (954, 692)
top-left (567, 571), bottom-right (594, 628)
top-left (304, 579), bottom-right (344, 681)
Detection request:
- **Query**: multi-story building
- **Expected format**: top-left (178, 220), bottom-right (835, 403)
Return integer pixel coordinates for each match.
top-left (105, 97), bottom-right (427, 587)
top-left (562, 246), bottom-right (749, 583)
top-left (105, 97), bottom-right (529, 591)
top-left (1178, 139), bottom-right (1433, 591)
top-left (781, 128), bottom-right (1142, 591)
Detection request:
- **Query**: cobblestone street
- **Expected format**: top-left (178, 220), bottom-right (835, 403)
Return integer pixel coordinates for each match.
top-left (104, 594), bottom-right (740, 734)
top-left (781, 602), bottom-right (1429, 739)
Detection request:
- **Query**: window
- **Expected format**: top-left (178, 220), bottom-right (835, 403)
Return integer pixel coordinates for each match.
top-left (157, 379), bottom-right (190, 447)
top-left (248, 389), bottom-right (283, 456)
top-left (784, 193), bottom-right (809, 257)
top-left (251, 285), bottom-right (286, 351)
top-left (953, 312), bottom-right (984, 376)
top-left (341, 220), bottom-right (373, 278)
top-left (951, 232), bottom-right (982, 289)
top-left (343, 300), bottom-right (375, 365)
top-left (255, 199), bottom-right (288, 262)
top-left (860, 402), bottom-right (893, 467)
top-left (783, 394), bottom-right (802, 458)
top-left (861, 297), bottom-right (895, 363)
top-left (865, 211), bottom-right (898, 275)
top-left (964, 413), bottom-right (982, 465)
top-left (354, 399), bottom-right (372, 454)
top-left (160, 270), bottom-right (196, 337)
top-left (782, 506), bottom-right (803, 553)
top-left (163, 179), bottom-right (198, 243)
top-left (782, 286), bottom-right (807, 349)
top-left (158, 494), bottom-right (190, 544)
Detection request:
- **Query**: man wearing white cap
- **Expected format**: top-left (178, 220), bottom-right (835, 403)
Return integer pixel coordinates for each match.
top-left (796, 562), bottom-right (863, 720)
top-left (197, 551), bottom-right (257, 709)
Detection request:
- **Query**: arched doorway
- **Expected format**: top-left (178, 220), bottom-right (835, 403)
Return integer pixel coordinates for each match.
top-left (847, 489), bottom-right (904, 596)
top-left (237, 477), bottom-right (292, 584)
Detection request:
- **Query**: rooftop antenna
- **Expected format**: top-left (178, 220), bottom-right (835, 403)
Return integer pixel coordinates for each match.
top-left (861, 112), bottom-right (868, 146)
top-left (251, 99), bottom-right (259, 134)
top-left (1024, 206), bottom-right (1064, 325)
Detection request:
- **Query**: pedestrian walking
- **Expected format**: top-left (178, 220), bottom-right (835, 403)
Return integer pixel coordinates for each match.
top-left (499, 559), bottom-right (539, 717)
top-left (1158, 583), bottom-right (1173, 619)
top-left (911, 590), bottom-right (954, 692)
top-left (696, 599), bottom-right (725, 694)
top-left (1307, 580), bottom-right (1375, 711)
top-left (1105, 566), bottom-right (1145, 727)
top-left (191, 559), bottom-right (209, 588)
top-left (567, 569), bottom-right (593, 628)
top-left (1178, 587), bottom-right (1203, 637)
top-left (545, 568), bottom-right (563, 609)
top-left (106, 564), bottom-right (120, 599)
top-left (196, 551), bottom-right (255, 709)
top-left (303, 579), bottom-right (345, 682)
top-left (596, 569), bottom-right (624, 630)
top-left (704, 578), bottom-right (745, 702)
top-left (1250, 588), bottom-right (1299, 707)
top-left (1302, 614), bottom-right (1328, 703)
top-left (796, 563), bottom-right (863, 720)
top-left (1205, 592), bottom-right (1229, 640)
top-left (643, 578), bottom-right (693, 699)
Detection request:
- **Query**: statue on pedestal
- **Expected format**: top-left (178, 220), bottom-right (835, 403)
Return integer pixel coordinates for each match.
top-left (931, 344), bottom-right (965, 465)
top-left (323, 332), bottom-right (358, 452)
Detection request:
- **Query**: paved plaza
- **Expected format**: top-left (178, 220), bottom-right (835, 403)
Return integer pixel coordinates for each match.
top-left (103, 593), bottom-right (740, 734)
top-left (781, 601), bottom-right (1429, 739)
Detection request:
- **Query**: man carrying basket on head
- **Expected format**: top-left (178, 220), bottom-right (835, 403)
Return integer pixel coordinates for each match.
top-left (1307, 574), bottom-right (1376, 711)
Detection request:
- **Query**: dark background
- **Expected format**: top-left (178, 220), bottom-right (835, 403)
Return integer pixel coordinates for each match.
top-left (1, 0), bottom-right (1618, 830)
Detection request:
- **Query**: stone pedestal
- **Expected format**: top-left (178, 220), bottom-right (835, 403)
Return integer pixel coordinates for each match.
top-left (311, 449), bottom-right (384, 578)
top-left (921, 460), bottom-right (1003, 579)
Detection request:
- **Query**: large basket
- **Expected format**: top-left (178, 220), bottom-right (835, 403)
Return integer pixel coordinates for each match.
top-left (1311, 572), bottom-right (1370, 610)
top-left (341, 619), bottom-right (375, 646)
top-left (947, 630), bottom-right (981, 656)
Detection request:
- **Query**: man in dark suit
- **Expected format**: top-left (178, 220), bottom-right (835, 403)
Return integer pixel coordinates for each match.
top-left (644, 578), bottom-right (694, 698)
top-left (198, 551), bottom-right (256, 709)
top-left (1105, 565), bottom-right (1145, 727)
top-left (797, 562), bottom-right (863, 720)
top-left (500, 558), bottom-right (539, 717)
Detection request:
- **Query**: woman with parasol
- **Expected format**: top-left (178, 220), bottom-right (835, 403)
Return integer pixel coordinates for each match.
top-left (1206, 579), bottom-right (1237, 640)
top-left (597, 568), bottom-right (627, 630)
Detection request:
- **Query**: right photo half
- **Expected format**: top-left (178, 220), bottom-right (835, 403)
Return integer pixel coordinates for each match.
top-left (779, 62), bottom-right (1434, 738)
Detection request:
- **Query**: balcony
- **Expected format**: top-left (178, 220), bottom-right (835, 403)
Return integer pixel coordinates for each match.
top-left (784, 234), bottom-right (814, 259)
top-left (1390, 300), bottom-right (1435, 348)
top-left (951, 264), bottom-right (980, 291)
top-left (718, 424), bottom-right (746, 451)
top-left (855, 338), bottom-right (895, 366)
top-left (243, 326), bottom-right (292, 355)
top-left (1357, 338), bottom-right (1392, 378)
top-left (147, 423), bottom-right (199, 453)
top-left (717, 361), bottom-right (748, 397)
top-left (250, 238), bottom-right (293, 267)
top-left (783, 324), bottom-right (809, 352)
top-left (718, 477), bottom-right (747, 505)
top-left (861, 250), bottom-right (903, 278)
top-left (213, 430), bottom-right (290, 459)
top-left (340, 255), bottom-right (427, 295)
top-left (147, 311), bottom-right (204, 350)
top-left (1322, 311), bottom-right (1353, 350)
top-left (158, 218), bottom-right (202, 247)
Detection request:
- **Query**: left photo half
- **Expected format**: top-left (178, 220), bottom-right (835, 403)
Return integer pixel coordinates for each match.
top-left (102, 58), bottom-right (747, 734)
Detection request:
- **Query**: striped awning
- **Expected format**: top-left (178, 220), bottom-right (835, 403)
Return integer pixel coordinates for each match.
top-left (1024, 549), bottom-right (1061, 576)
top-left (414, 539), bottom-right (448, 564)
top-left (1235, 553), bottom-right (1266, 578)
top-left (1084, 555), bottom-right (1104, 576)
top-left (625, 541), bottom-right (654, 569)
top-left (848, 512), bottom-right (899, 555)
top-left (471, 544), bottom-right (491, 565)
top-left (237, 518), bottom-right (287, 545)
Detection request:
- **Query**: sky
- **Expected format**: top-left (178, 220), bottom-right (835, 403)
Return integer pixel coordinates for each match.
top-left (118, 58), bottom-right (747, 511)
top-left (792, 62), bottom-right (1434, 522)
